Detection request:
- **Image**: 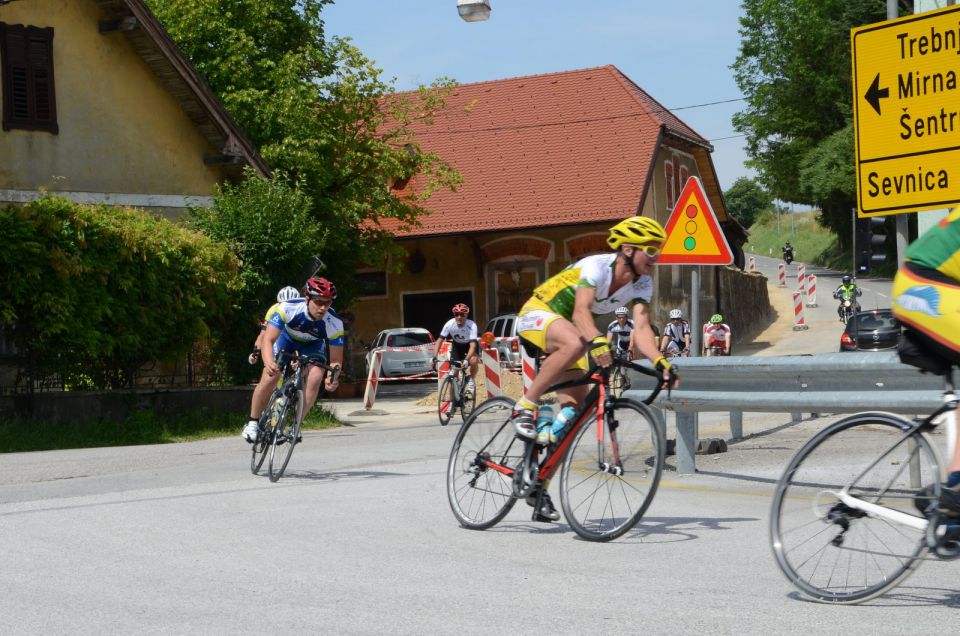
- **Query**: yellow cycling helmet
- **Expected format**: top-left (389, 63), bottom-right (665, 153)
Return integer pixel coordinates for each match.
top-left (607, 216), bottom-right (667, 250)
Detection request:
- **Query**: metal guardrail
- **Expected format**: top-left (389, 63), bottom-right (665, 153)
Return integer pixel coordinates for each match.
top-left (624, 352), bottom-right (945, 474)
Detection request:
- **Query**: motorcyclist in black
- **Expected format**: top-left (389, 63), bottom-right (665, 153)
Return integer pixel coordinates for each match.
top-left (782, 241), bottom-right (794, 263)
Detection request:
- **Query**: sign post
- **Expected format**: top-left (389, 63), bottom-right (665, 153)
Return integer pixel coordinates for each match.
top-left (851, 5), bottom-right (960, 217)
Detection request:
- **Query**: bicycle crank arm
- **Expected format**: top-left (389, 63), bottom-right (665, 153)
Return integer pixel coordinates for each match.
top-left (833, 490), bottom-right (928, 531)
top-left (599, 462), bottom-right (623, 476)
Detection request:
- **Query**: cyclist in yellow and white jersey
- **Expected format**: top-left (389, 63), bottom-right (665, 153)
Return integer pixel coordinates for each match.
top-left (248, 286), bottom-right (301, 365)
top-left (513, 216), bottom-right (677, 521)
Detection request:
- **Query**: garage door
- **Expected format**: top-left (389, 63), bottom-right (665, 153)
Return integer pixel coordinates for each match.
top-left (403, 291), bottom-right (473, 338)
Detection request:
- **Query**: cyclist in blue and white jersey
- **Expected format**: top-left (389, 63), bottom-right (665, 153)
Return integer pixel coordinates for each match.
top-left (242, 277), bottom-right (344, 442)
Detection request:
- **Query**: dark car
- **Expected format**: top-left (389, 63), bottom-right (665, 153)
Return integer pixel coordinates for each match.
top-left (839, 309), bottom-right (901, 352)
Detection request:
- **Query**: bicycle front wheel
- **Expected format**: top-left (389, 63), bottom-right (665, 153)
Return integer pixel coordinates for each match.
top-left (438, 377), bottom-right (456, 426)
top-left (447, 397), bottom-right (520, 529)
top-left (251, 390), bottom-right (282, 474)
top-left (268, 389), bottom-right (302, 482)
top-left (559, 398), bottom-right (665, 542)
top-left (610, 366), bottom-right (629, 399)
top-left (770, 413), bottom-right (940, 604)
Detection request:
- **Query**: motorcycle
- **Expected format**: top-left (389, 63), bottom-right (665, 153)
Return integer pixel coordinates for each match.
top-left (782, 248), bottom-right (794, 265)
top-left (836, 296), bottom-right (861, 324)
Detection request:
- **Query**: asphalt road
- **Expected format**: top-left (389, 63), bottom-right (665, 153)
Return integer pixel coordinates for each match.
top-left (2, 261), bottom-right (953, 634)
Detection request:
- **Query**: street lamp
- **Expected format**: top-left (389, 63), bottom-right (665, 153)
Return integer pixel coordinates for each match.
top-left (457, 0), bottom-right (491, 22)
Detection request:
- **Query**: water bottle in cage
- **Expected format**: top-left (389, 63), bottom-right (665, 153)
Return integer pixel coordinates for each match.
top-left (535, 404), bottom-right (555, 446)
top-left (551, 405), bottom-right (577, 444)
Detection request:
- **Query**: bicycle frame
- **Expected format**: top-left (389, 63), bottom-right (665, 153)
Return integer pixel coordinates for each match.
top-left (478, 359), bottom-right (667, 486)
top-left (822, 382), bottom-right (958, 533)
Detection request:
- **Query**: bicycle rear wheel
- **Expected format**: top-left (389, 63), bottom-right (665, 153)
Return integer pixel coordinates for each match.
top-left (438, 377), bottom-right (456, 426)
top-left (460, 380), bottom-right (477, 421)
top-left (447, 397), bottom-right (520, 529)
top-left (770, 413), bottom-right (939, 604)
top-left (559, 398), bottom-right (664, 541)
top-left (268, 388), bottom-right (302, 482)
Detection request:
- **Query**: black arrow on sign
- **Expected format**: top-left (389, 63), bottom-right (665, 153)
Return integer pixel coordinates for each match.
top-left (864, 73), bottom-right (889, 116)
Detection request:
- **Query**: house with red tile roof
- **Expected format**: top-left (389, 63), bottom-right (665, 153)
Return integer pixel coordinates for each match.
top-left (349, 65), bottom-right (748, 348)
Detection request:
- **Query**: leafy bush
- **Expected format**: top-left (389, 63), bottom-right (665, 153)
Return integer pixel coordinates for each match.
top-left (191, 171), bottom-right (326, 381)
top-left (0, 196), bottom-right (239, 388)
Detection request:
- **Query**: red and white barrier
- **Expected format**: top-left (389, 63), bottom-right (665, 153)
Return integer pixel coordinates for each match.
top-left (482, 347), bottom-right (502, 398)
top-left (748, 256), bottom-right (756, 272)
top-left (806, 275), bottom-right (818, 308)
top-left (796, 264), bottom-right (806, 295)
top-left (777, 263), bottom-right (786, 287)
top-left (520, 345), bottom-right (537, 394)
top-left (792, 291), bottom-right (809, 331)
top-left (362, 344), bottom-right (438, 411)
top-left (363, 349), bottom-right (382, 410)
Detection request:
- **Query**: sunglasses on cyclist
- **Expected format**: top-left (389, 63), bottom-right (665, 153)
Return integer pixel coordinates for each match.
top-left (632, 244), bottom-right (662, 258)
top-left (453, 312), bottom-right (468, 317)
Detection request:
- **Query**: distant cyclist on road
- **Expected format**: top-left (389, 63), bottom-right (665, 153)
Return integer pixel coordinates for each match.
top-left (511, 216), bottom-right (678, 522)
top-left (242, 277), bottom-right (343, 443)
top-left (433, 304), bottom-right (479, 397)
top-left (702, 313), bottom-right (731, 356)
top-left (606, 306), bottom-right (634, 359)
top-left (659, 308), bottom-right (691, 357)
top-left (249, 286), bottom-right (301, 365)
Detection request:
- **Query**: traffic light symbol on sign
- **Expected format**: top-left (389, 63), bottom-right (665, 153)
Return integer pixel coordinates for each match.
top-left (855, 216), bottom-right (887, 274)
top-left (659, 176), bottom-right (733, 265)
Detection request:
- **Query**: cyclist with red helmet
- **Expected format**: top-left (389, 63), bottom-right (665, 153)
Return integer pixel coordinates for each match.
top-left (434, 303), bottom-right (479, 396)
top-left (242, 276), bottom-right (344, 442)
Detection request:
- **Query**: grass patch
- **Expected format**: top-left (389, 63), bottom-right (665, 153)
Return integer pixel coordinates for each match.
top-left (0, 405), bottom-right (341, 453)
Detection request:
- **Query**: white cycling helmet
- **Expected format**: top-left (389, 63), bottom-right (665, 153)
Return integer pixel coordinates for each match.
top-left (614, 306), bottom-right (629, 316)
top-left (276, 286), bottom-right (300, 302)
top-left (669, 308), bottom-right (683, 319)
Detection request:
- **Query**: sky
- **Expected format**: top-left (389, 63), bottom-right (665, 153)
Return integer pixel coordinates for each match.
top-left (321, 0), bottom-right (755, 192)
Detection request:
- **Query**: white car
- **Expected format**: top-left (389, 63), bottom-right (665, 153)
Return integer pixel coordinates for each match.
top-left (482, 314), bottom-right (521, 369)
top-left (365, 328), bottom-right (435, 378)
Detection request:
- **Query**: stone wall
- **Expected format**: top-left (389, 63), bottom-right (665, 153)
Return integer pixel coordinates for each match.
top-left (0, 387), bottom-right (252, 424)
top-left (718, 266), bottom-right (772, 344)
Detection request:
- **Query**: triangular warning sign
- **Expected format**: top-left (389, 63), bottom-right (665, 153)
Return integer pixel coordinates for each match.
top-left (658, 176), bottom-right (733, 265)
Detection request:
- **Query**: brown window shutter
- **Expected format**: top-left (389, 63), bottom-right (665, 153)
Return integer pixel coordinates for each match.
top-left (1, 23), bottom-right (57, 133)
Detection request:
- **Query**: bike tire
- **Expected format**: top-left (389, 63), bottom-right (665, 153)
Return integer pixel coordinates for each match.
top-left (610, 367), bottom-right (628, 399)
top-left (438, 377), bottom-right (456, 426)
top-left (559, 398), bottom-right (665, 542)
top-left (447, 397), bottom-right (521, 529)
top-left (769, 412), bottom-right (940, 604)
top-left (251, 390), bottom-right (282, 474)
top-left (268, 388), bottom-right (302, 482)
top-left (460, 380), bottom-right (477, 421)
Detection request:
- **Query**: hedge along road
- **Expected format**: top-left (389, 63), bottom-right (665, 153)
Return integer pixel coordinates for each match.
top-left (1, 390), bottom-right (957, 633)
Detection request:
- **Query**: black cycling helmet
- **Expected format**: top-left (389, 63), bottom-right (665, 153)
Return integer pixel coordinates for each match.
top-left (841, 274), bottom-right (852, 284)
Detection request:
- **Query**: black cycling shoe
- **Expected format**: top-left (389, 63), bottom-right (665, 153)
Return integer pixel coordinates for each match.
top-left (527, 491), bottom-right (560, 522)
top-left (940, 485), bottom-right (960, 517)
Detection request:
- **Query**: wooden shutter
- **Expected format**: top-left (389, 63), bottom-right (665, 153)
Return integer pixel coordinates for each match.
top-left (1, 23), bottom-right (58, 133)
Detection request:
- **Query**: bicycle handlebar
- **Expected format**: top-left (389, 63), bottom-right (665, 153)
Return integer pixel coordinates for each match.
top-left (275, 350), bottom-right (342, 383)
top-left (546, 356), bottom-right (676, 405)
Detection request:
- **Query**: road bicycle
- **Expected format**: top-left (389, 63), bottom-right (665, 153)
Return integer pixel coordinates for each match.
top-left (446, 355), bottom-right (673, 542)
top-left (251, 350), bottom-right (339, 482)
top-left (610, 349), bottom-right (632, 398)
top-left (769, 367), bottom-right (960, 604)
top-left (437, 359), bottom-right (476, 425)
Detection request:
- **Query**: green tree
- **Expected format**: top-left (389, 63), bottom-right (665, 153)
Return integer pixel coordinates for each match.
top-left (731, 0), bottom-right (888, 246)
top-left (144, 0), bottom-right (461, 288)
top-left (723, 177), bottom-right (772, 227)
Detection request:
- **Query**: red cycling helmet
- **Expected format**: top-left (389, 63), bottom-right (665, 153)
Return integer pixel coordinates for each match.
top-left (452, 303), bottom-right (470, 315)
top-left (303, 276), bottom-right (337, 300)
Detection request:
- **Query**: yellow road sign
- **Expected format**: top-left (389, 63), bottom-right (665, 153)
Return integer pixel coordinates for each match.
top-left (658, 176), bottom-right (732, 265)
top-left (852, 5), bottom-right (960, 216)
